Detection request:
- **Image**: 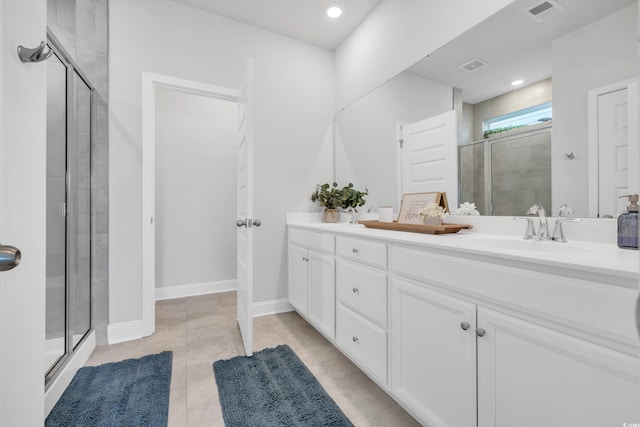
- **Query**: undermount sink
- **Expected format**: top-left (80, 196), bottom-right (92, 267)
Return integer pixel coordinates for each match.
top-left (464, 237), bottom-right (592, 254)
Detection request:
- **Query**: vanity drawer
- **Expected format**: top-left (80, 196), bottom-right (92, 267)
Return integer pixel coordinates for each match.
top-left (336, 236), bottom-right (387, 268)
top-left (336, 259), bottom-right (387, 328)
top-left (288, 227), bottom-right (334, 254)
top-left (336, 303), bottom-right (387, 384)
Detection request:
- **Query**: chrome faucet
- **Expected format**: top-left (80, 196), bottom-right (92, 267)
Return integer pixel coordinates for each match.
top-left (527, 203), bottom-right (551, 240)
top-left (346, 207), bottom-right (359, 224)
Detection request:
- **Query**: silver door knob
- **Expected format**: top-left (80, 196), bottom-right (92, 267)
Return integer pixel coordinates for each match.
top-left (476, 328), bottom-right (486, 337)
top-left (460, 322), bottom-right (471, 331)
top-left (0, 244), bottom-right (21, 271)
top-left (236, 219), bottom-right (247, 228)
top-left (253, 219), bottom-right (261, 227)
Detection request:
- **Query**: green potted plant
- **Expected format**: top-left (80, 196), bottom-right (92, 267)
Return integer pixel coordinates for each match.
top-left (311, 182), bottom-right (368, 223)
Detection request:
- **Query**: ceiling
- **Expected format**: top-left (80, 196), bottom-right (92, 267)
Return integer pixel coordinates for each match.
top-left (407, 0), bottom-right (636, 104)
top-left (170, 0), bottom-right (383, 50)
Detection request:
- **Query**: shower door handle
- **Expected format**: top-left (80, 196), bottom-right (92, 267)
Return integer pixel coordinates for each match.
top-left (0, 244), bottom-right (21, 271)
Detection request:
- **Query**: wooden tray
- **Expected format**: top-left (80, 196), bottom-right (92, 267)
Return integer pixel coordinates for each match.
top-left (358, 220), bottom-right (473, 235)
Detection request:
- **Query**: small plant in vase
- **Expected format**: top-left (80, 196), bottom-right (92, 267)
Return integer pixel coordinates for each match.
top-left (419, 202), bottom-right (448, 226)
top-left (311, 182), bottom-right (368, 223)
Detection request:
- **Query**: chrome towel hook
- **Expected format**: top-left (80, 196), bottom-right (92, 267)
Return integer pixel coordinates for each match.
top-left (17, 41), bottom-right (52, 63)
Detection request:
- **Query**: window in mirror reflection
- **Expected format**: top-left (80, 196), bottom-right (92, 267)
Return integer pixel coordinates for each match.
top-left (484, 101), bottom-right (552, 137)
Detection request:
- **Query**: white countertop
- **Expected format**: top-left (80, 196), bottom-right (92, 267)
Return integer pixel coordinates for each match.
top-left (287, 215), bottom-right (639, 285)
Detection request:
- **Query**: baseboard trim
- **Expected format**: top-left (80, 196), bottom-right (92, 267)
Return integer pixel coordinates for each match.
top-left (107, 319), bottom-right (146, 344)
top-left (45, 331), bottom-right (96, 417)
top-left (155, 279), bottom-right (237, 301)
top-left (253, 298), bottom-right (294, 317)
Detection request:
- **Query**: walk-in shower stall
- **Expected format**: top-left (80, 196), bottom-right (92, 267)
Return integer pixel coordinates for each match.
top-left (45, 33), bottom-right (93, 385)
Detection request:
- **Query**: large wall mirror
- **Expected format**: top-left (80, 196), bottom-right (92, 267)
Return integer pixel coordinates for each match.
top-left (335, 0), bottom-right (640, 217)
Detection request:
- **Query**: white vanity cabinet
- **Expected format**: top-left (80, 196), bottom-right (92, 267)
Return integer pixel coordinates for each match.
top-left (477, 308), bottom-right (640, 427)
top-left (335, 236), bottom-right (388, 384)
top-left (287, 228), bottom-right (336, 340)
top-left (390, 277), bottom-right (477, 426)
top-left (390, 244), bottom-right (640, 427)
top-left (286, 222), bottom-right (640, 427)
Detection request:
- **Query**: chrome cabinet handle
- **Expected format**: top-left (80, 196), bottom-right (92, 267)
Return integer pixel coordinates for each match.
top-left (352, 248), bottom-right (359, 254)
top-left (476, 328), bottom-right (486, 337)
top-left (352, 336), bottom-right (359, 343)
top-left (460, 322), bottom-right (471, 331)
top-left (352, 287), bottom-right (359, 294)
top-left (236, 219), bottom-right (247, 228)
top-left (0, 244), bottom-right (21, 272)
top-left (302, 257), bottom-right (309, 262)
top-left (253, 219), bottom-right (262, 227)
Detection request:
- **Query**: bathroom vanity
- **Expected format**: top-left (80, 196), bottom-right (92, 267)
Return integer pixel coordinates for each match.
top-left (286, 216), bottom-right (640, 427)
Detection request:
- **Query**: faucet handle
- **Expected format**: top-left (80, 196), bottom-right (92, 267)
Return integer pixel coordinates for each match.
top-left (557, 204), bottom-right (575, 217)
top-left (514, 217), bottom-right (537, 240)
top-left (552, 218), bottom-right (581, 243)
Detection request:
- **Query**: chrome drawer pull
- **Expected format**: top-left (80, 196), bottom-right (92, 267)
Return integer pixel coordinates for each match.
top-left (352, 287), bottom-right (359, 294)
top-left (476, 328), bottom-right (486, 337)
top-left (352, 336), bottom-right (359, 343)
top-left (352, 248), bottom-right (359, 254)
top-left (460, 322), bottom-right (471, 331)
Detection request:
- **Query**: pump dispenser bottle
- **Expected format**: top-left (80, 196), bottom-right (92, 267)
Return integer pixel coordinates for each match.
top-left (618, 194), bottom-right (639, 249)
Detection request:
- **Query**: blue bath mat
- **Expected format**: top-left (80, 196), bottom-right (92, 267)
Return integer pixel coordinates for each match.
top-left (213, 344), bottom-right (353, 427)
top-left (46, 351), bottom-right (172, 427)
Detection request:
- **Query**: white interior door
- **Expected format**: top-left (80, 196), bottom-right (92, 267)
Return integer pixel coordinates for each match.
top-left (1, 0), bottom-right (48, 423)
top-left (598, 88), bottom-right (630, 217)
top-left (401, 110), bottom-right (458, 209)
top-left (236, 59), bottom-right (254, 357)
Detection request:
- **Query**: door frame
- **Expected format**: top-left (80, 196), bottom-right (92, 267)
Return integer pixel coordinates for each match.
top-left (587, 78), bottom-right (639, 217)
top-left (141, 73), bottom-right (238, 336)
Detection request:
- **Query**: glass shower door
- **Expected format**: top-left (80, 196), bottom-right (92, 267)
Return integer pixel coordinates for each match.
top-left (45, 36), bottom-right (93, 383)
top-left (69, 73), bottom-right (92, 349)
top-left (45, 50), bottom-right (67, 376)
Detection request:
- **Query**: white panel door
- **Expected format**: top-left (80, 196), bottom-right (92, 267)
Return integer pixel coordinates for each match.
top-left (236, 59), bottom-right (254, 357)
top-left (401, 110), bottom-right (458, 209)
top-left (1, 0), bottom-right (48, 424)
top-left (598, 88), bottom-right (629, 217)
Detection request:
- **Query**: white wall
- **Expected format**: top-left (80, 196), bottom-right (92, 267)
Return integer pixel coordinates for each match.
top-left (552, 3), bottom-right (640, 217)
top-left (334, 0), bottom-right (515, 110)
top-left (155, 88), bottom-right (237, 289)
top-left (335, 71), bottom-right (452, 210)
top-left (110, 0), bottom-right (334, 325)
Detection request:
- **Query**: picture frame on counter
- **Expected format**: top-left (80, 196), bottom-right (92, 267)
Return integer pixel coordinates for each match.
top-left (398, 192), bottom-right (449, 225)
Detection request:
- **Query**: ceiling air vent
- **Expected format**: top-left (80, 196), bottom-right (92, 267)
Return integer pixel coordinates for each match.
top-left (526, 0), bottom-right (564, 22)
top-left (459, 58), bottom-right (488, 73)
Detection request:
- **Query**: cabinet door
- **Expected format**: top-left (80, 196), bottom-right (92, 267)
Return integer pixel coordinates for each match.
top-left (390, 278), bottom-right (477, 427)
top-left (288, 244), bottom-right (308, 315)
top-left (477, 308), bottom-right (640, 427)
top-left (308, 251), bottom-right (336, 340)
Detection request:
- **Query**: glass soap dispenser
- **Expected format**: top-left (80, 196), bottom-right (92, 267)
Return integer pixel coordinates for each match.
top-left (618, 194), bottom-right (639, 250)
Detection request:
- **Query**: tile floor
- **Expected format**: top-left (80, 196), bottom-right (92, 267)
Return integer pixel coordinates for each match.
top-left (86, 291), bottom-right (420, 426)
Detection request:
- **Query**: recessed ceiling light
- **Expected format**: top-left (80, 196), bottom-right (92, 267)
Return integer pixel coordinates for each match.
top-left (511, 80), bottom-right (524, 86)
top-left (326, 5), bottom-right (343, 19)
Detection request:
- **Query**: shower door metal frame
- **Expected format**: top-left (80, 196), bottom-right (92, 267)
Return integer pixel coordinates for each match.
top-left (44, 29), bottom-right (94, 387)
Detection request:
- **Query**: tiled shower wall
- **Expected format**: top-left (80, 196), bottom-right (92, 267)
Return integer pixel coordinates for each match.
top-left (48, 0), bottom-right (109, 345)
